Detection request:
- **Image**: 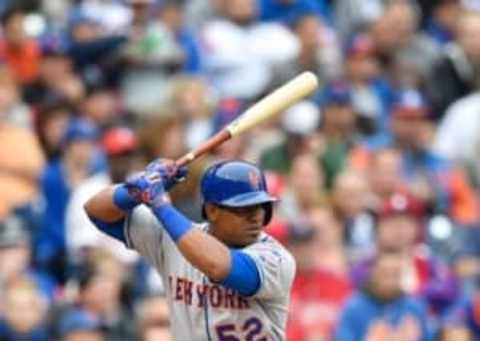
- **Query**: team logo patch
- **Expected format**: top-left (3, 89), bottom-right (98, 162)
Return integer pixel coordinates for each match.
top-left (249, 171), bottom-right (261, 189)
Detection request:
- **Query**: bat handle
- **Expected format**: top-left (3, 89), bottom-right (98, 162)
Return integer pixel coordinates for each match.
top-left (175, 130), bottom-right (231, 168)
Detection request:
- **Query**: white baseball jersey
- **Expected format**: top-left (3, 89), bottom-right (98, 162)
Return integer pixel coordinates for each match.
top-left (124, 205), bottom-right (296, 340)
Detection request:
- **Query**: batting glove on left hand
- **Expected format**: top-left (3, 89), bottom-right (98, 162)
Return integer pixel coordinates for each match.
top-left (145, 159), bottom-right (188, 191)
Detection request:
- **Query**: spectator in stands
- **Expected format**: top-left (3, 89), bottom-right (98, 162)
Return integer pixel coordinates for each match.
top-left (80, 84), bottom-right (120, 129)
top-left (287, 223), bottom-right (352, 340)
top-left (0, 215), bottom-right (57, 302)
top-left (343, 32), bottom-right (394, 137)
top-left (261, 101), bottom-right (321, 174)
top-left (36, 118), bottom-right (101, 282)
top-left (426, 11), bottom-right (480, 120)
top-left (0, 65), bottom-right (45, 219)
top-left (0, 7), bottom-right (41, 85)
top-left (277, 153), bottom-right (326, 226)
top-left (0, 276), bottom-right (49, 340)
top-left (317, 81), bottom-right (359, 188)
top-left (271, 13), bottom-right (342, 89)
top-left (170, 77), bottom-right (215, 150)
top-left (65, 126), bottom-right (142, 264)
top-left (369, 0), bottom-right (440, 81)
top-left (158, 1), bottom-right (202, 74)
top-left (308, 204), bottom-right (349, 274)
top-left (336, 250), bottom-right (430, 341)
top-left (200, 0), bottom-right (299, 100)
top-left (352, 193), bottom-right (459, 325)
top-left (53, 251), bottom-right (136, 341)
top-left (120, 0), bottom-right (185, 115)
top-left (366, 148), bottom-right (405, 208)
top-left (25, 37), bottom-right (83, 107)
top-left (425, 0), bottom-right (462, 46)
top-left (330, 169), bottom-right (373, 258)
top-left (36, 99), bottom-right (73, 161)
top-left (334, 0), bottom-right (384, 38)
top-left (136, 294), bottom-right (171, 341)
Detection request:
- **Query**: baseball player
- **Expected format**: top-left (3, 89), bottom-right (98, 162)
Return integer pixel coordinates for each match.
top-left (84, 159), bottom-right (296, 340)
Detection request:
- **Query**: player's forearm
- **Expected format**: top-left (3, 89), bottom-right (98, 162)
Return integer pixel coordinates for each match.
top-left (151, 203), bottom-right (261, 295)
top-left (149, 204), bottom-right (231, 280)
top-left (84, 185), bottom-right (133, 222)
top-left (178, 229), bottom-right (232, 281)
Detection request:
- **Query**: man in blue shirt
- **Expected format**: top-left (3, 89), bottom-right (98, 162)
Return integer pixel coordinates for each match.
top-left (336, 250), bottom-right (430, 340)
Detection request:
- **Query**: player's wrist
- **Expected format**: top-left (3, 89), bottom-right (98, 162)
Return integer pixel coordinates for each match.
top-left (151, 204), bottom-right (192, 242)
top-left (113, 184), bottom-right (141, 211)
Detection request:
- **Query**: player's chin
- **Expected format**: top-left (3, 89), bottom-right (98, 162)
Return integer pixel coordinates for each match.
top-left (242, 230), bottom-right (261, 244)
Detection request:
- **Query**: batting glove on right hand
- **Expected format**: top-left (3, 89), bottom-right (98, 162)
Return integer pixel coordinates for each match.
top-left (124, 171), bottom-right (157, 204)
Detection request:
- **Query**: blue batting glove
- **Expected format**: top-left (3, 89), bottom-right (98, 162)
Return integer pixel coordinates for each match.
top-left (124, 171), bottom-right (156, 203)
top-left (145, 177), bottom-right (169, 208)
top-left (145, 159), bottom-right (188, 191)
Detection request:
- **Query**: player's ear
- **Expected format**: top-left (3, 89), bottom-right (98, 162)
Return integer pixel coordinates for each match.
top-left (205, 203), bottom-right (220, 222)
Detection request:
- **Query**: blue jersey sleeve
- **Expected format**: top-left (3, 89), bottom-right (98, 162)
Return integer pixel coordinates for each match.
top-left (87, 215), bottom-right (127, 244)
top-left (219, 249), bottom-right (261, 297)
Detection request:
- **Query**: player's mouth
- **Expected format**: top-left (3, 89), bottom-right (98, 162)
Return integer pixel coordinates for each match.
top-left (246, 226), bottom-right (262, 234)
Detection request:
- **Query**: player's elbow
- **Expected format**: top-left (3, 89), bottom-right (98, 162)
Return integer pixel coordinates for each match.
top-left (83, 191), bottom-right (104, 218)
top-left (204, 259), bottom-right (230, 282)
top-left (83, 187), bottom-right (126, 222)
top-left (83, 197), bottom-right (96, 217)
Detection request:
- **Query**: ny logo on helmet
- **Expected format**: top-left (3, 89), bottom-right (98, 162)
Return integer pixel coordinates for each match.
top-left (249, 171), bottom-right (261, 190)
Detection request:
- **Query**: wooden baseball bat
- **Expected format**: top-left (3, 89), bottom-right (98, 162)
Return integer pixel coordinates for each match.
top-left (175, 71), bottom-right (319, 167)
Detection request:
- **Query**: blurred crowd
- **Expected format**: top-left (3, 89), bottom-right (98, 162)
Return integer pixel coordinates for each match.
top-left (2, 0), bottom-right (480, 340)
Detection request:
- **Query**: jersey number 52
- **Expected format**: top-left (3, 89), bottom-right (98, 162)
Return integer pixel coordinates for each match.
top-left (216, 317), bottom-right (266, 341)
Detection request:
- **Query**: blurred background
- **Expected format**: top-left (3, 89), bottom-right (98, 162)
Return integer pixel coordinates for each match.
top-left (1, 0), bottom-right (480, 340)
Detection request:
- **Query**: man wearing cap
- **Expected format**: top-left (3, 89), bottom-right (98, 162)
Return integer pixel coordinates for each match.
top-left (65, 126), bottom-right (143, 264)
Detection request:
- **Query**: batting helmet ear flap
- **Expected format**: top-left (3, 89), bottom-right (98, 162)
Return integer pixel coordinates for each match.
top-left (262, 202), bottom-right (273, 226)
top-left (201, 203), bottom-right (207, 220)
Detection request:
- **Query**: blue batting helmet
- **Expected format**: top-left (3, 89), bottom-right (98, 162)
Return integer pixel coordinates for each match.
top-left (201, 160), bottom-right (277, 225)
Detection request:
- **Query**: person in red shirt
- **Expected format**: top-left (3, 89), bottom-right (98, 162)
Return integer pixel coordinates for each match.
top-left (286, 223), bottom-right (352, 340)
top-left (0, 7), bottom-right (41, 85)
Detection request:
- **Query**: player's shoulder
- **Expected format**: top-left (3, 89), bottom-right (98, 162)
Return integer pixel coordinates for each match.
top-left (245, 233), bottom-right (296, 267)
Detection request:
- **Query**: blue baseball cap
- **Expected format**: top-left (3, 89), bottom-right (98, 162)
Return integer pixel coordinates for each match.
top-left (63, 118), bottom-right (99, 145)
top-left (59, 310), bottom-right (103, 336)
top-left (320, 81), bottom-right (352, 106)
